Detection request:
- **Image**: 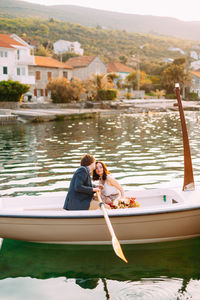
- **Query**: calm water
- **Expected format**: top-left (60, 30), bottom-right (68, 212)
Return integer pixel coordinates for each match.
top-left (0, 111), bottom-right (200, 299)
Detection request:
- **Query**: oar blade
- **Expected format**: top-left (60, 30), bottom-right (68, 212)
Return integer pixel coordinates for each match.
top-left (112, 236), bottom-right (128, 263)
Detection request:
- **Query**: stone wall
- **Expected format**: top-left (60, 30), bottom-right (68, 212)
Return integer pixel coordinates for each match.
top-left (0, 102), bottom-right (20, 109)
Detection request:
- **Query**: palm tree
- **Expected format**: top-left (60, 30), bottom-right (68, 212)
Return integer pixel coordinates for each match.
top-left (155, 89), bottom-right (166, 99)
top-left (91, 73), bottom-right (113, 100)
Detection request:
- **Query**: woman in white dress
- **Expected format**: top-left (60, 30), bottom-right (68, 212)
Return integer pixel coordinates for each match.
top-left (93, 161), bottom-right (125, 205)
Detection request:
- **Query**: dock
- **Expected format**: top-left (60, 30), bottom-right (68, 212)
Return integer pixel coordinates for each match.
top-left (0, 99), bottom-right (200, 124)
top-left (0, 109), bottom-right (18, 124)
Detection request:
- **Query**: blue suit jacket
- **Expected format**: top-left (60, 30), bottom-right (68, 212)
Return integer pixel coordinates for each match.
top-left (63, 166), bottom-right (94, 210)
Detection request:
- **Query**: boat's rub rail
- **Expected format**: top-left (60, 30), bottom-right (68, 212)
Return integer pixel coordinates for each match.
top-left (23, 206), bottom-right (64, 211)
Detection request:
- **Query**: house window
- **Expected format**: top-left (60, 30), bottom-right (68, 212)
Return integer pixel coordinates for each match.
top-left (21, 67), bottom-right (25, 76)
top-left (63, 71), bottom-right (68, 78)
top-left (35, 89), bottom-right (44, 97)
top-left (45, 89), bottom-right (51, 97)
top-left (17, 67), bottom-right (26, 76)
top-left (36, 71), bottom-right (41, 80)
top-left (47, 72), bottom-right (52, 80)
top-left (3, 66), bottom-right (8, 75)
top-left (17, 49), bottom-right (20, 60)
top-left (0, 51), bottom-right (8, 58)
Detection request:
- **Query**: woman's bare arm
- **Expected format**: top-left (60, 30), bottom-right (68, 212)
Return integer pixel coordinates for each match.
top-left (107, 175), bottom-right (125, 198)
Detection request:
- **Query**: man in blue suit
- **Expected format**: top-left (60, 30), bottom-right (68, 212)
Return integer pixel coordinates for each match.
top-left (63, 154), bottom-right (100, 210)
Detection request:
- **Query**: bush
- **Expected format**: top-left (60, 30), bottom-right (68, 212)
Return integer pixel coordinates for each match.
top-left (146, 91), bottom-right (156, 97)
top-left (165, 94), bottom-right (176, 99)
top-left (188, 92), bottom-right (199, 100)
top-left (47, 77), bottom-right (85, 103)
top-left (124, 92), bottom-right (133, 99)
top-left (97, 89), bottom-right (117, 101)
top-left (0, 80), bottom-right (29, 102)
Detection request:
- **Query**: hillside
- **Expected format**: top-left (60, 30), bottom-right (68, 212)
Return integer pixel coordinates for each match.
top-left (1, 0), bottom-right (200, 41)
top-left (0, 15), bottom-right (195, 65)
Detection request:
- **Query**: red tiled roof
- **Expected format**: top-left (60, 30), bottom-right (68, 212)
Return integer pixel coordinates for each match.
top-left (66, 55), bottom-right (96, 68)
top-left (0, 34), bottom-right (24, 46)
top-left (107, 62), bottom-right (134, 73)
top-left (0, 40), bottom-right (15, 49)
top-left (35, 56), bottom-right (72, 69)
top-left (190, 70), bottom-right (200, 78)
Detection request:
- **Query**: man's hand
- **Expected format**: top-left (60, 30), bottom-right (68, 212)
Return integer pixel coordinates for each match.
top-left (93, 187), bottom-right (100, 193)
top-left (97, 184), bottom-right (104, 190)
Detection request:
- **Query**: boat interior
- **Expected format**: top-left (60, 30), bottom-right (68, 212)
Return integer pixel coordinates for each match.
top-left (0, 188), bottom-right (185, 213)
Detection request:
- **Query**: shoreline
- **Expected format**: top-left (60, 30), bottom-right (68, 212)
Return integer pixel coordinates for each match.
top-left (0, 99), bottom-right (200, 124)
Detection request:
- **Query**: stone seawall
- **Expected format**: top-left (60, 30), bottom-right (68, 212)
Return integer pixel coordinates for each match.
top-left (0, 102), bottom-right (20, 109)
top-left (0, 115), bottom-right (18, 124)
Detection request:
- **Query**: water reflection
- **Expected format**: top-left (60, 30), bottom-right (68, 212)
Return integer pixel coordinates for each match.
top-left (1, 112), bottom-right (200, 198)
top-left (0, 237), bottom-right (200, 299)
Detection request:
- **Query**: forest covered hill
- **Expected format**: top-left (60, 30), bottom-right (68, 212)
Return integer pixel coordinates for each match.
top-left (1, 0), bottom-right (200, 41)
top-left (0, 15), bottom-right (196, 66)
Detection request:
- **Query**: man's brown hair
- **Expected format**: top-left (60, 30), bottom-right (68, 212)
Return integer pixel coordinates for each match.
top-left (81, 154), bottom-right (95, 166)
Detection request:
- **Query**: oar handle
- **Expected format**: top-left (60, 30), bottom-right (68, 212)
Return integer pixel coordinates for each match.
top-left (96, 192), bottom-right (116, 238)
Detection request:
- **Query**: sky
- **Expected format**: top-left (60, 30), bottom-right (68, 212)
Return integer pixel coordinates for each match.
top-left (22, 0), bottom-right (200, 22)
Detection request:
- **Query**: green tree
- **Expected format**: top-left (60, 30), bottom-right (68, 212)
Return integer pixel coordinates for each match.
top-left (125, 70), bottom-right (149, 90)
top-left (89, 73), bottom-right (114, 100)
top-left (107, 73), bottom-right (119, 83)
top-left (34, 45), bottom-right (52, 57)
top-left (173, 57), bottom-right (186, 65)
top-left (54, 51), bottom-right (79, 63)
top-left (161, 63), bottom-right (190, 93)
top-left (119, 55), bottom-right (128, 64)
top-left (0, 80), bottom-right (29, 102)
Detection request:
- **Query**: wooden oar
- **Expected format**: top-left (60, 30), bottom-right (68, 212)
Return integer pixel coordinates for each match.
top-left (175, 83), bottom-right (195, 191)
top-left (96, 191), bottom-right (128, 263)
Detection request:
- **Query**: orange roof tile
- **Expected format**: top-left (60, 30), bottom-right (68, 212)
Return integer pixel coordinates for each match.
top-left (34, 56), bottom-right (72, 69)
top-left (0, 34), bottom-right (24, 46)
top-left (107, 62), bottom-right (134, 73)
top-left (190, 70), bottom-right (200, 78)
top-left (66, 55), bottom-right (96, 68)
top-left (0, 40), bottom-right (15, 49)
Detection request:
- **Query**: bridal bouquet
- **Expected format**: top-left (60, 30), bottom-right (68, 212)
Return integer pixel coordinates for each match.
top-left (110, 197), bottom-right (140, 209)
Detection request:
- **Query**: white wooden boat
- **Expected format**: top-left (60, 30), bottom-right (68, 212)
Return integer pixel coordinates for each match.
top-left (0, 84), bottom-right (199, 246)
top-left (0, 187), bottom-right (200, 244)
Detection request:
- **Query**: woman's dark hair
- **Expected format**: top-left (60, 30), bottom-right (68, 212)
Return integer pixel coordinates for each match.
top-left (93, 161), bottom-right (110, 181)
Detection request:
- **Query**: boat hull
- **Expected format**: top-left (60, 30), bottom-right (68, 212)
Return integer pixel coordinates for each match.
top-left (0, 207), bottom-right (200, 244)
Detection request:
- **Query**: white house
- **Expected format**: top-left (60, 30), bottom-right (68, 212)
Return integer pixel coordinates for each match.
top-left (190, 60), bottom-right (200, 71)
top-left (107, 62), bottom-right (134, 80)
top-left (190, 71), bottom-right (200, 97)
top-left (53, 40), bottom-right (84, 56)
top-left (66, 55), bottom-right (106, 80)
top-left (168, 47), bottom-right (185, 55)
top-left (163, 58), bottom-right (174, 63)
top-left (190, 51), bottom-right (199, 60)
top-left (0, 34), bottom-right (35, 85)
